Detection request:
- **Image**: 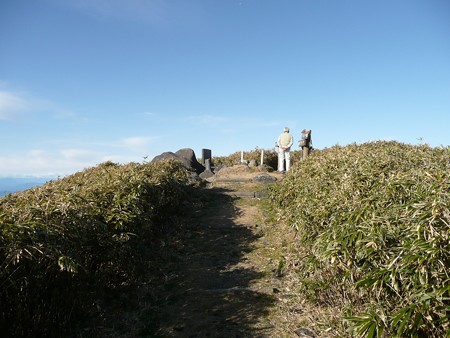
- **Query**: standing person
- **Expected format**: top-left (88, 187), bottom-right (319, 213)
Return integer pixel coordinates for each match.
top-left (277, 127), bottom-right (294, 172)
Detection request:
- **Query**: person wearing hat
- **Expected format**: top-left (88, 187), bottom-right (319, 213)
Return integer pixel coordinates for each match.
top-left (277, 127), bottom-right (294, 172)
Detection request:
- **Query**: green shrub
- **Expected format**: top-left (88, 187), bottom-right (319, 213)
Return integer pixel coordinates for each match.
top-left (0, 160), bottom-right (191, 336)
top-left (267, 141), bottom-right (450, 337)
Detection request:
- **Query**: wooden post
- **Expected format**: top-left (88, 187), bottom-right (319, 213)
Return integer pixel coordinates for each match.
top-left (260, 149), bottom-right (264, 166)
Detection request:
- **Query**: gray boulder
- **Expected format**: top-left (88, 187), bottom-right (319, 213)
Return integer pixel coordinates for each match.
top-left (252, 173), bottom-right (277, 182)
top-left (151, 148), bottom-right (205, 175)
top-left (248, 159), bottom-right (258, 167)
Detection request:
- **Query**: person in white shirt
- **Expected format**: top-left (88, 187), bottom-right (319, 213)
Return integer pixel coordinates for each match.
top-left (277, 127), bottom-right (294, 172)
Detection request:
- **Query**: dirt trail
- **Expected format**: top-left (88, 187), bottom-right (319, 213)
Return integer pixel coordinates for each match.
top-left (79, 168), bottom-right (317, 337)
top-left (143, 170), bottom-right (306, 337)
top-left (151, 186), bottom-right (274, 337)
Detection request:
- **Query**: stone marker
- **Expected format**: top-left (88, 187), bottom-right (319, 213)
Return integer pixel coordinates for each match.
top-left (201, 148), bottom-right (212, 165)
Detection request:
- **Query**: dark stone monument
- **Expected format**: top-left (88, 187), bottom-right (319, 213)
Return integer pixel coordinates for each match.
top-left (201, 149), bottom-right (212, 165)
top-left (199, 158), bottom-right (214, 179)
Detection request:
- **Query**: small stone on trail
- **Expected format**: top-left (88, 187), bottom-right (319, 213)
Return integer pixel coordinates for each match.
top-left (252, 173), bottom-right (277, 182)
top-left (295, 327), bottom-right (317, 337)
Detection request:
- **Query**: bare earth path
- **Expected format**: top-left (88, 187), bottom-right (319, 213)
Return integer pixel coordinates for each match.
top-left (78, 168), bottom-right (320, 337)
top-left (150, 183), bottom-right (275, 337)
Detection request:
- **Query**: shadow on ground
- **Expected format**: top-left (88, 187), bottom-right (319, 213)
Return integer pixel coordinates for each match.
top-left (141, 187), bottom-right (276, 337)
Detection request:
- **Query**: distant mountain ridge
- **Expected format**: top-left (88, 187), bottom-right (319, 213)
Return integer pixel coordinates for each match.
top-left (0, 177), bottom-right (54, 197)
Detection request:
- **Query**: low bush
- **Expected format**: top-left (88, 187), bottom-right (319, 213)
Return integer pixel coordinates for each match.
top-left (0, 160), bottom-right (191, 336)
top-left (267, 141), bottom-right (450, 337)
top-left (213, 147), bottom-right (304, 170)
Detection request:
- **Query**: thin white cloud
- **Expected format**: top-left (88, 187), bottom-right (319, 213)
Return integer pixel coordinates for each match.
top-left (0, 134), bottom-right (160, 176)
top-left (29, 149), bottom-right (52, 165)
top-left (0, 148), bottom-right (133, 177)
top-left (0, 91), bottom-right (29, 121)
top-left (0, 150), bottom-right (67, 177)
top-left (188, 114), bottom-right (228, 125)
top-left (121, 136), bottom-right (157, 153)
top-left (50, 107), bottom-right (77, 120)
top-left (220, 128), bottom-right (238, 134)
top-left (0, 88), bottom-right (79, 123)
top-left (60, 148), bottom-right (100, 162)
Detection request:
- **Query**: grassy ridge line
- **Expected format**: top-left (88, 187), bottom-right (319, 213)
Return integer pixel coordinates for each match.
top-left (267, 141), bottom-right (450, 337)
top-left (0, 160), bottom-right (192, 337)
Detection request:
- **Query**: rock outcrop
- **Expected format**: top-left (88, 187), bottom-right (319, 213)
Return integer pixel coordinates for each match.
top-left (151, 148), bottom-right (205, 175)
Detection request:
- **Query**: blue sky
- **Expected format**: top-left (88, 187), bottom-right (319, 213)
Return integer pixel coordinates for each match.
top-left (1, 0), bottom-right (449, 177)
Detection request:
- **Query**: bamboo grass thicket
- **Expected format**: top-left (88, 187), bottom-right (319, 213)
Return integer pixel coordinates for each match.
top-left (268, 141), bottom-right (450, 338)
top-left (0, 160), bottom-right (192, 336)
